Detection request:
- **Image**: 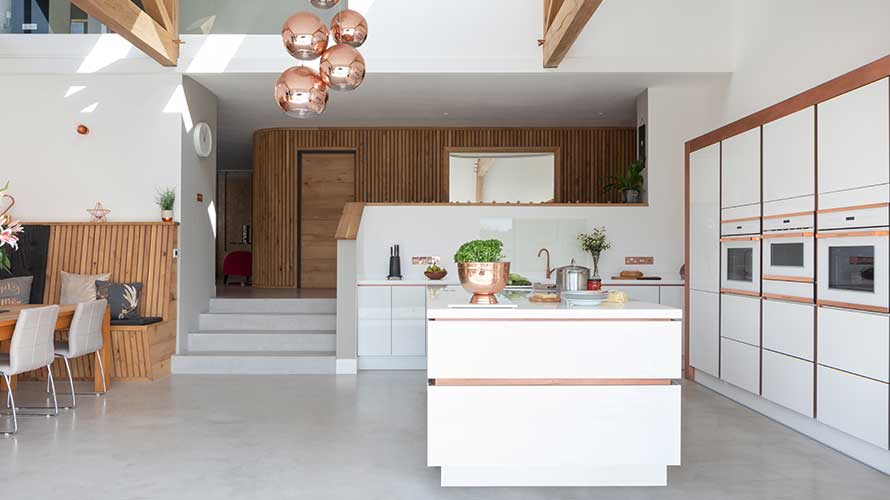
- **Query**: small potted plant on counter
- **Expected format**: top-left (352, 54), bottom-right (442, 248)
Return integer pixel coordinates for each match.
top-left (424, 263), bottom-right (448, 280)
top-left (577, 226), bottom-right (611, 282)
top-left (156, 186), bottom-right (176, 222)
top-left (604, 160), bottom-right (645, 203)
top-left (453, 239), bottom-right (509, 304)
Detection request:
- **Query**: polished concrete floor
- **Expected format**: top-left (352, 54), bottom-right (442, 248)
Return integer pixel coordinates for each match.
top-left (2, 372), bottom-right (889, 500)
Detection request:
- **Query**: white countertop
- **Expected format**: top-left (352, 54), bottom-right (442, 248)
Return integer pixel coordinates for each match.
top-left (426, 287), bottom-right (683, 320)
top-left (358, 276), bottom-right (685, 286)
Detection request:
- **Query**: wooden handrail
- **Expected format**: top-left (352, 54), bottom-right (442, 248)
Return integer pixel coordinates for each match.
top-left (335, 202), bottom-right (365, 240)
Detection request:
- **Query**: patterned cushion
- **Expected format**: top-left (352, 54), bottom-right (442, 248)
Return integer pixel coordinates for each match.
top-left (60, 271), bottom-right (111, 304)
top-left (0, 276), bottom-right (33, 305)
top-left (95, 281), bottom-right (143, 320)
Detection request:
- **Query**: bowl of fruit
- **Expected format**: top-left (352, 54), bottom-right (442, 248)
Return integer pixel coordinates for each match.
top-left (424, 264), bottom-right (448, 281)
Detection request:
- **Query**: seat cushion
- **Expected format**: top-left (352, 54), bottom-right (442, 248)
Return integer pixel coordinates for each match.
top-left (110, 316), bottom-right (162, 326)
top-left (96, 281), bottom-right (143, 320)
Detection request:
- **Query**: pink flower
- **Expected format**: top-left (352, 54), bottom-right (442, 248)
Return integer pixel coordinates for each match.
top-left (0, 220), bottom-right (23, 250)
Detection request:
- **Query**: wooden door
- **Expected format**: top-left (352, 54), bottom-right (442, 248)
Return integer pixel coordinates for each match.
top-left (300, 152), bottom-right (355, 289)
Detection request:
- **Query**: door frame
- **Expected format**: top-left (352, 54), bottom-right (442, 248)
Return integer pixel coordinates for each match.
top-left (296, 148), bottom-right (358, 288)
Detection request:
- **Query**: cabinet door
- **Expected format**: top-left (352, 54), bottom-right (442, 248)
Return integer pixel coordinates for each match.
top-left (658, 286), bottom-right (685, 309)
top-left (762, 350), bottom-right (814, 417)
top-left (817, 307), bottom-right (889, 382)
top-left (720, 337), bottom-right (760, 394)
top-left (762, 299), bottom-right (814, 360)
top-left (357, 286), bottom-right (392, 356)
top-left (607, 285), bottom-right (659, 303)
top-left (721, 127), bottom-right (761, 209)
top-left (817, 365), bottom-right (889, 449)
top-left (690, 290), bottom-right (719, 377)
top-left (818, 77), bottom-right (890, 195)
top-left (720, 294), bottom-right (760, 346)
top-left (391, 286), bottom-right (427, 356)
top-left (690, 143), bottom-right (721, 293)
top-left (763, 107), bottom-right (815, 203)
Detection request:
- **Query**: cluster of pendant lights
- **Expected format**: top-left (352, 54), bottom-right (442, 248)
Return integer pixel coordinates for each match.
top-left (275, 0), bottom-right (368, 118)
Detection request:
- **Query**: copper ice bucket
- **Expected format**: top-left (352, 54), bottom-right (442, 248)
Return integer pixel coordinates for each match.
top-left (457, 262), bottom-right (510, 304)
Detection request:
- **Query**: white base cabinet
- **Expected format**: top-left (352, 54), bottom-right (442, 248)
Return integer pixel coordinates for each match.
top-left (720, 294), bottom-right (760, 346)
top-left (761, 349), bottom-right (814, 417)
top-left (690, 290), bottom-right (720, 377)
top-left (817, 365), bottom-right (889, 449)
top-left (357, 285), bottom-right (427, 369)
top-left (720, 337), bottom-right (760, 395)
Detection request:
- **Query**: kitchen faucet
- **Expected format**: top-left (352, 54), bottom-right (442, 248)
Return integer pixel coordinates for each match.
top-left (537, 248), bottom-right (553, 279)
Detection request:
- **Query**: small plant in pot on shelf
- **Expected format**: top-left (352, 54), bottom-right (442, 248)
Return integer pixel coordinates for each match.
top-left (604, 160), bottom-right (645, 203)
top-left (578, 226), bottom-right (610, 278)
top-left (155, 187), bottom-right (176, 222)
top-left (453, 239), bottom-right (509, 304)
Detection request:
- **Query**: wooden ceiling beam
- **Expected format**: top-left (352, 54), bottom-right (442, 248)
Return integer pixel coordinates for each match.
top-left (70, 0), bottom-right (179, 66)
top-left (542, 0), bottom-right (603, 68)
top-left (141, 0), bottom-right (175, 32)
top-left (544, 0), bottom-right (565, 32)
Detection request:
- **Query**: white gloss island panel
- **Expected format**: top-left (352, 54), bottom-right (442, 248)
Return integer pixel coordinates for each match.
top-left (426, 288), bottom-right (682, 487)
top-left (427, 320), bottom-right (681, 379)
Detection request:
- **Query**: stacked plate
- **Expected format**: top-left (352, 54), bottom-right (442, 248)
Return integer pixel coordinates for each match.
top-left (561, 290), bottom-right (610, 307)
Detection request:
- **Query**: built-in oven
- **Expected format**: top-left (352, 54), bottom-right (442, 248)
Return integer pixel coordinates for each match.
top-left (761, 216), bottom-right (815, 303)
top-left (817, 229), bottom-right (889, 312)
top-left (721, 236), bottom-right (761, 296)
top-left (816, 205), bottom-right (889, 312)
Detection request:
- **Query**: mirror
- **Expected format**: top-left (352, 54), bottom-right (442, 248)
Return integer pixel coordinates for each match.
top-left (448, 151), bottom-right (556, 203)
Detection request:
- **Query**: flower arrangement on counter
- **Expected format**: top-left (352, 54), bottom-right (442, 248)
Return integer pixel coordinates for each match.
top-left (0, 182), bottom-right (24, 273)
top-left (578, 226), bottom-right (610, 278)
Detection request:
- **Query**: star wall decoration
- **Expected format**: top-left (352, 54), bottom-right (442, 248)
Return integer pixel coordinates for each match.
top-left (87, 202), bottom-right (111, 222)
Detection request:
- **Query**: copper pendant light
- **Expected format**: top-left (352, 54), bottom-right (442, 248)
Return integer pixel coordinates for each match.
top-left (274, 66), bottom-right (329, 117)
top-left (310, 0), bottom-right (340, 8)
top-left (330, 9), bottom-right (368, 47)
top-left (281, 12), bottom-right (329, 60)
top-left (320, 43), bottom-right (366, 91)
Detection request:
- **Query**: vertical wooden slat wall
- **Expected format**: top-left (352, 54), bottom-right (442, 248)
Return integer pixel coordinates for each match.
top-left (22, 222), bottom-right (179, 382)
top-left (252, 127), bottom-right (636, 288)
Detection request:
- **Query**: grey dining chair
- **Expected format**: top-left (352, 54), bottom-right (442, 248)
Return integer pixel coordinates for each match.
top-left (0, 305), bottom-right (61, 435)
top-left (52, 299), bottom-right (108, 409)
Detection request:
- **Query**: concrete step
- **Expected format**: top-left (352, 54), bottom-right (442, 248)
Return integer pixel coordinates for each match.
top-left (198, 312), bottom-right (335, 331)
top-left (171, 351), bottom-right (336, 375)
top-left (187, 330), bottom-right (335, 352)
top-left (209, 298), bottom-right (336, 314)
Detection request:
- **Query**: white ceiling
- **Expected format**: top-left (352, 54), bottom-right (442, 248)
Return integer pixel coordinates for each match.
top-left (190, 72), bottom-right (727, 171)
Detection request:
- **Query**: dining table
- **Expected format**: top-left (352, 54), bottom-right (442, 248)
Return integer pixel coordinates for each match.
top-left (0, 304), bottom-right (112, 393)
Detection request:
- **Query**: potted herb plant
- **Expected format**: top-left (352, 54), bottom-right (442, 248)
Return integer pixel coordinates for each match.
top-left (156, 187), bottom-right (176, 222)
top-left (604, 160), bottom-right (645, 203)
top-left (453, 239), bottom-right (509, 304)
top-left (577, 226), bottom-right (611, 278)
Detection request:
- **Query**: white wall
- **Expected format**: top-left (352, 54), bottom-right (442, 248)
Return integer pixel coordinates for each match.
top-left (177, 76), bottom-right (218, 352)
top-left (0, 74), bottom-right (182, 221)
top-left (722, 0), bottom-right (890, 123)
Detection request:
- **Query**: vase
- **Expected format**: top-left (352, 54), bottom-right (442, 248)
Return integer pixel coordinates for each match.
top-left (457, 262), bottom-right (510, 304)
top-left (161, 210), bottom-right (174, 222)
top-left (623, 189), bottom-right (641, 204)
top-left (590, 251), bottom-right (601, 278)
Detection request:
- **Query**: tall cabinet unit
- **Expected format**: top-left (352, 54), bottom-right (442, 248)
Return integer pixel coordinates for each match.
top-left (687, 65), bottom-right (890, 467)
top-left (689, 143), bottom-right (721, 377)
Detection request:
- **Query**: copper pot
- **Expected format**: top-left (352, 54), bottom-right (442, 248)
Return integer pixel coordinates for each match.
top-left (457, 262), bottom-right (510, 304)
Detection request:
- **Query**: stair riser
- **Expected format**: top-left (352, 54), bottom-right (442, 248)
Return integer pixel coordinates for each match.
top-left (198, 314), bottom-right (335, 331)
top-left (209, 299), bottom-right (336, 314)
top-left (188, 333), bottom-right (335, 352)
top-left (172, 355), bottom-right (335, 375)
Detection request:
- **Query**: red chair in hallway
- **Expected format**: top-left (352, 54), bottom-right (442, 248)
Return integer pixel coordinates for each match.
top-left (223, 251), bottom-right (252, 286)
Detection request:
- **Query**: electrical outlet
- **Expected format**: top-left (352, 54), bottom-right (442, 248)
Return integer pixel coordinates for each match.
top-left (625, 256), bottom-right (654, 265)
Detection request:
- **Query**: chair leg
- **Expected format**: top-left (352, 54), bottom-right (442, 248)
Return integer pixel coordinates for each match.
top-left (1, 374), bottom-right (17, 435)
top-left (62, 357), bottom-right (76, 409)
top-left (96, 351), bottom-right (107, 394)
top-left (53, 352), bottom-right (107, 399)
top-left (9, 364), bottom-right (62, 416)
top-left (47, 367), bottom-right (59, 416)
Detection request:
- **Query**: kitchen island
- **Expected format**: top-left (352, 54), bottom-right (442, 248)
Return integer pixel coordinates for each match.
top-left (426, 287), bottom-right (683, 487)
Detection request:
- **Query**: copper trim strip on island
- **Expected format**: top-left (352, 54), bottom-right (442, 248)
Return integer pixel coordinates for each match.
top-left (429, 378), bottom-right (673, 386)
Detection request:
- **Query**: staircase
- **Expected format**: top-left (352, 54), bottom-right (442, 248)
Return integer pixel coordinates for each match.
top-left (172, 298), bottom-right (336, 374)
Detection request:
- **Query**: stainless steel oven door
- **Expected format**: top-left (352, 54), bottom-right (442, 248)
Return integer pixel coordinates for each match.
top-left (817, 229), bottom-right (889, 313)
top-left (762, 232), bottom-right (814, 281)
top-left (721, 237), bottom-right (761, 295)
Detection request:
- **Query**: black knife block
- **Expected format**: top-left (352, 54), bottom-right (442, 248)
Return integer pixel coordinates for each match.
top-left (387, 255), bottom-right (402, 280)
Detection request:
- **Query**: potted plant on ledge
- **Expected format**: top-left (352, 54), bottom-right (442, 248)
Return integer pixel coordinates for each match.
top-left (454, 239), bottom-right (509, 305)
top-left (604, 160), bottom-right (645, 203)
top-left (156, 187), bottom-right (176, 222)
